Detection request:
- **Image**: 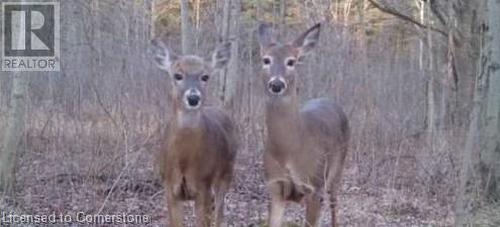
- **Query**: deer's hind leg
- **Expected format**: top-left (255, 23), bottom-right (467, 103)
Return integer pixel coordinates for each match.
top-left (328, 181), bottom-right (340, 227)
top-left (327, 147), bottom-right (347, 227)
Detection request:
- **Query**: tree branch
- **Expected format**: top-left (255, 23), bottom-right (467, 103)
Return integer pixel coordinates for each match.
top-left (367, 0), bottom-right (448, 37)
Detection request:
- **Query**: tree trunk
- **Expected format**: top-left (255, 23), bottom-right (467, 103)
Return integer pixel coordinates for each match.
top-left (180, 0), bottom-right (193, 54)
top-left (481, 0), bottom-right (500, 200)
top-left (441, 0), bottom-right (457, 130)
top-left (425, 0), bottom-right (435, 148)
top-left (456, 0), bottom-right (499, 224)
top-left (418, 0), bottom-right (424, 70)
top-left (0, 75), bottom-right (27, 194)
top-left (224, 0), bottom-right (240, 114)
top-left (217, 0), bottom-right (231, 104)
top-left (195, 0), bottom-right (201, 51)
top-left (455, 28), bottom-right (486, 225)
top-left (151, 0), bottom-right (156, 37)
top-left (278, 0), bottom-right (286, 40)
top-left (0, 0), bottom-right (28, 193)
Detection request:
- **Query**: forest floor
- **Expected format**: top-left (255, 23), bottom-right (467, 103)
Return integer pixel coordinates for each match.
top-left (0, 112), bottom-right (455, 227)
top-left (0, 145), bottom-right (454, 227)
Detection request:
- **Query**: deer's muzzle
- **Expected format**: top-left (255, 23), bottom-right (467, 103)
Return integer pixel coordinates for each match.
top-left (184, 89), bottom-right (202, 109)
top-left (268, 77), bottom-right (287, 95)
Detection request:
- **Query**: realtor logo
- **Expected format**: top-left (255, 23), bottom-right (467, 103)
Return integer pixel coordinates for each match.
top-left (1, 2), bottom-right (60, 71)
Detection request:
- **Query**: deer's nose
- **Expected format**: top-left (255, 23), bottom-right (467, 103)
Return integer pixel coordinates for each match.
top-left (184, 88), bottom-right (202, 109)
top-left (268, 78), bottom-right (286, 94)
top-left (186, 95), bottom-right (201, 107)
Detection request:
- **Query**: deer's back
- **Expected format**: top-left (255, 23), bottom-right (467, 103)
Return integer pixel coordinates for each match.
top-left (300, 98), bottom-right (349, 145)
top-left (293, 98), bottom-right (349, 187)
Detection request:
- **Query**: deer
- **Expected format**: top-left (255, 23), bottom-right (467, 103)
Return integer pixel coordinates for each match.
top-left (152, 40), bottom-right (237, 227)
top-left (256, 23), bottom-right (350, 227)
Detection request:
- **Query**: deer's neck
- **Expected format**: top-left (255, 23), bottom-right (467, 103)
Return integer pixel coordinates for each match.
top-left (170, 95), bottom-right (202, 129)
top-left (169, 100), bottom-right (204, 149)
top-left (173, 108), bottom-right (203, 130)
top-left (169, 109), bottom-right (205, 167)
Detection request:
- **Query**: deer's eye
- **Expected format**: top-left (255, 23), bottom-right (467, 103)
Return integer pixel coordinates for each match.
top-left (173, 73), bottom-right (183, 81)
top-left (201, 74), bottom-right (210, 82)
top-left (286, 59), bottom-right (296, 67)
top-left (262, 58), bottom-right (271, 65)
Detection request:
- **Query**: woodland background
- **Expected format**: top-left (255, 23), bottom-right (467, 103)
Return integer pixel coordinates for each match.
top-left (1, 0), bottom-right (499, 226)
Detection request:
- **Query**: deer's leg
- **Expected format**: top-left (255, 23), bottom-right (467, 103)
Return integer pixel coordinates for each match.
top-left (214, 177), bottom-right (232, 227)
top-left (268, 181), bottom-right (287, 227)
top-left (328, 153), bottom-right (346, 227)
top-left (269, 196), bottom-right (286, 227)
top-left (166, 190), bottom-right (184, 227)
top-left (329, 188), bottom-right (339, 227)
top-left (195, 188), bottom-right (214, 227)
top-left (214, 189), bottom-right (225, 227)
top-left (304, 193), bottom-right (322, 227)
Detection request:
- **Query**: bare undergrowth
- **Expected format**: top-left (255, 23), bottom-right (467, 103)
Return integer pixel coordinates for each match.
top-left (0, 106), bottom-right (456, 226)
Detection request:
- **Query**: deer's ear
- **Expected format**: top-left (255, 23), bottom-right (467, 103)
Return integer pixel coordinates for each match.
top-left (257, 23), bottom-right (274, 49)
top-left (212, 42), bottom-right (231, 69)
top-left (292, 23), bottom-right (321, 56)
top-left (151, 39), bottom-right (178, 71)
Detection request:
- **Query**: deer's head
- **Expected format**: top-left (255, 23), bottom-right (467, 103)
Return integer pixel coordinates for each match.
top-left (257, 23), bottom-right (321, 98)
top-left (152, 40), bottom-right (231, 111)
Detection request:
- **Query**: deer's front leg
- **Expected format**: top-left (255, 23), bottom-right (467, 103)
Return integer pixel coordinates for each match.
top-left (268, 181), bottom-right (286, 227)
top-left (165, 166), bottom-right (186, 227)
top-left (304, 192), bottom-right (322, 227)
top-left (195, 188), bottom-right (214, 227)
top-left (166, 190), bottom-right (184, 227)
top-left (214, 182), bottom-right (229, 227)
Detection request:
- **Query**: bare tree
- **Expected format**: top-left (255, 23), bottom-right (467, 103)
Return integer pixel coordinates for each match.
top-left (425, 0), bottom-right (436, 148)
top-left (416, 0), bottom-right (424, 70)
top-left (278, 0), bottom-right (286, 40)
top-left (455, 23), bottom-right (485, 225)
top-left (456, 0), bottom-right (500, 224)
top-left (217, 0), bottom-right (240, 113)
top-left (0, 75), bottom-right (27, 194)
top-left (481, 0), bottom-right (500, 201)
top-left (180, 0), bottom-right (193, 54)
top-left (225, 0), bottom-right (240, 112)
top-left (0, 0), bottom-right (28, 193)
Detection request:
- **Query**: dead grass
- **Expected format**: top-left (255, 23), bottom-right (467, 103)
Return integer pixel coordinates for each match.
top-left (0, 105), bottom-right (458, 226)
top-left (470, 202), bottom-right (500, 226)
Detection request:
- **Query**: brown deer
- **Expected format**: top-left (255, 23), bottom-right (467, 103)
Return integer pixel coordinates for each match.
top-left (152, 40), bottom-right (237, 227)
top-left (257, 23), bottom-right (350, 227)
